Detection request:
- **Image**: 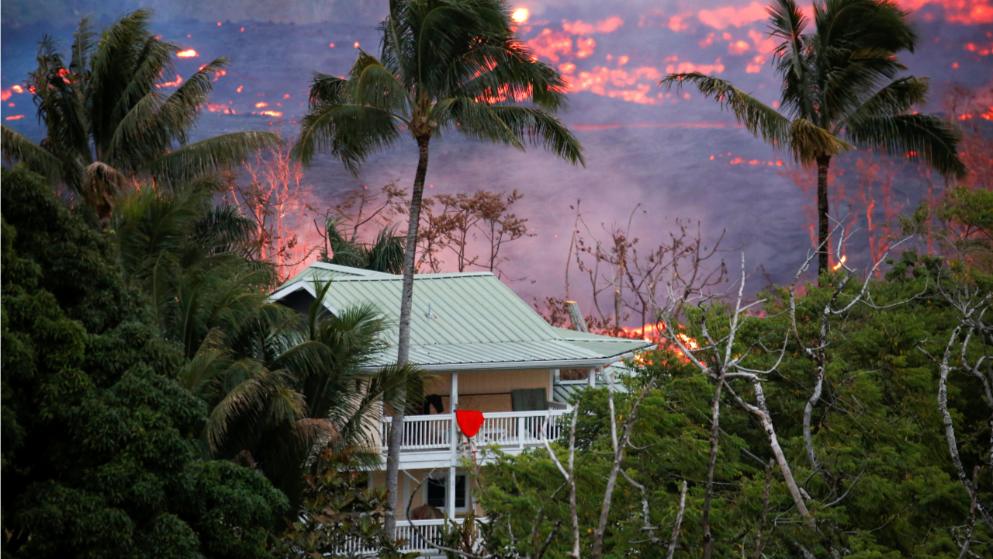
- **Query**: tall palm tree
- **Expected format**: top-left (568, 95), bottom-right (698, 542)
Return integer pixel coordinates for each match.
top-left (662, 0), bottom-right (965, 275)
top-left (1, 9), bottom-right (278, 223)
top-left (293, 0), bottom-right (585, 532)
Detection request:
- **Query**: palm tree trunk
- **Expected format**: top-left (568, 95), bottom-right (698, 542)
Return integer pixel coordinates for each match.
top-left (816, 155), bottom-right (832, 279)
top-left (384, 134), bottom-right (431, 538)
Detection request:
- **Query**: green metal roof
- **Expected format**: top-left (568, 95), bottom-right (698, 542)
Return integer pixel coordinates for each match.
top-left (271, 264), bottom-right (653, 371)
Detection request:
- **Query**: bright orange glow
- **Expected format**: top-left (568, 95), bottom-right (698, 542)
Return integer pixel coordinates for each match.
top-left (511, 7), bottom-right (530, 24)
top-left (353, 41), bottom-right (360, 49)
top-left (235, 84), bottom-right (244, 94)
top-left (1, 90), bottom-right (11, 102)
top-left (728, 39), bottom-right (751, 55)
top-left (255, 101), bottom-right (269, 108)
top-left (254, 110), bottom-right (283, 118)
top-left (11, 84), bottom-right (24, 94)
top-left (206, 103), bottom-right (235, 115)
top-left (563, 16), bottom-right (624, 35)
top-left (176, 49), bottom-right (198, 58)
top-left (697, 1), bottom-right (767, 30)
top-left (5, 114), bottom-right (24, 121)
top-left (155, 74), bottom-right (183, 89)
top-left (832, 254), bottom-right (848, 271)
top-left (667, 15), bottom-right (689, 32)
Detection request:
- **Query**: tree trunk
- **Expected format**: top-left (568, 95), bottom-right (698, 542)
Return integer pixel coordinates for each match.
top-left (816, 155), bottom-right (832, 279)
top-left (702, 369), bottom-right (726, 559)
top-left (384, 134), bottom-right (431, 537)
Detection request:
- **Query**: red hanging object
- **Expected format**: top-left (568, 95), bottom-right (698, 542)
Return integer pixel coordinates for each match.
top-left (455, 409), bottom-right (484, 438)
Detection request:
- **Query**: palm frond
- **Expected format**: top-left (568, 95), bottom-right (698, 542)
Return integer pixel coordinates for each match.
top-left (156, 57), bottom-right (226, 145)
top-left (350, 53), bottom-right (412, 116)
top-left (821, 48), bottom-right (907, 123)
top-left (292, 103), bottom-right (401, 171)
top-left (846, 113), bottom-right (965, 178)
top-left (367, 226), bottom-right (404, 274)
top-left (152, 131), bottom-right (280, 187)
top-left (661, 73), bottom-right (791, 147)
top-left (789, 118), bottom-right (852, 162)
top-left (1, 125), bottom-right (63, 182)
top-left (844, 76), bottom-right (929, 125)
top-left (70, 17), bottom-right (96, 73)
top-left (308, 72), bottom-right (349, 109)
top-left (89, 9), bottom-right (156, 148)
top-left (440, 100), bottom-right (584, 165)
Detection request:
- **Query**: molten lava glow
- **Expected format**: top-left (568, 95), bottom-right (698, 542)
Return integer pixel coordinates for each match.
top-left (176, 49), bottom-right (198, 58)
top-left (511, 7), bottom-right (530, 24)
top-left (254, 110), bottom-right (283, 118)
top-left (5, 114), bottom-right (24, 121)
top-left (206, 103), bottom-right (235, 115)
top-left (11, 84), bottom-right (24, 94)
top-left (353, 41), bottom-right (360, 49)
top-left (155, 74), bottom-right (184, 89)
top-left (698, 1), bottom-right (769, 30)
top-left (562, 16), bottom-right (624, 35)
top-left (898, 1), bottom-right (993, 25)
top-left (255, 101), bottom-right (269, 108)
top-left (668, 15), bottom-right (689, 32)
top-left (616, 322), bottom-right (701, 365)
top-left (235, 84), bottom-right (244, 94)
top-left (728, 40), bottom-right (751, 55)
top-left (832, 255), bottom-right (848, 271)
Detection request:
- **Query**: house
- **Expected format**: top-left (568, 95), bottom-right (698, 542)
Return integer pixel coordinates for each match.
top-left (270, 262), bottom-right (652, 554)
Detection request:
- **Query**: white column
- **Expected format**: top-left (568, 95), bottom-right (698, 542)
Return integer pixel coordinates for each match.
top-left (447, 466), bottom-right (457, 520)
top-left (450, 372), bottom-right (459, 409)
top-left (588, 368), bottom-right (596, 387)
top-left (449, 371), bottom-right (459, 521)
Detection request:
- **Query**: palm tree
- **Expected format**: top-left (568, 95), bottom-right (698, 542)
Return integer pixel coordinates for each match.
top-left (182, 288), bottom-right (417, 504)
top-left (323, 218), bottom-right (405, 274)
top-left (116, 190), bottom-right (416, 502)
top-left (662, 0), bottom-right (965, 275)
top-left (293, 0), bottom-right (585, 532)
top-left (1, 10), bottom-right (278, 223)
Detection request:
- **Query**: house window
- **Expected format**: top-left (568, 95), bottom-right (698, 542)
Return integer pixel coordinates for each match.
top-left (426, 474), bottom-right (467, 509)
top-left (560, 368), bottom-right (591, 381)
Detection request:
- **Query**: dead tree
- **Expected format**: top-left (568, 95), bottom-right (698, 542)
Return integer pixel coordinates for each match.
top-left (930, 280), bottom-right (993, 533)
top-left (662, 254), bottom-right (816, 530)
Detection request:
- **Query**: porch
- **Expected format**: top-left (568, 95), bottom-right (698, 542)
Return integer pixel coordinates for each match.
top-left (378, 370), bottom-right (572, 470)
top-left (338, 517), bottom-right (486, 556)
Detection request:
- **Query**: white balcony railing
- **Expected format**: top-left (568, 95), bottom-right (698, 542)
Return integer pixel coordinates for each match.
top-left (338, 517), bottom-right (483, 555)
top-left (382, 409), bottom-right (570, 452)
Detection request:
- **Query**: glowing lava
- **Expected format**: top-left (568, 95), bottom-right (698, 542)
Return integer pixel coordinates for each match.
top-left (511, 7), bottom-right (530, 24)
top-left (176, 49), bottom-right (198, 58)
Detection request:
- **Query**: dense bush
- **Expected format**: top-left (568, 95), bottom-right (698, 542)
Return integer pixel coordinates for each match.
top-left (1, 167), bottom-right (288, 558)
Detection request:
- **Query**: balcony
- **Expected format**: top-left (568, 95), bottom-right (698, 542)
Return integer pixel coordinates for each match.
top-left (339, 517), bottom-right (485, 556)
top-left (381, 408), bottom-right (570, 467)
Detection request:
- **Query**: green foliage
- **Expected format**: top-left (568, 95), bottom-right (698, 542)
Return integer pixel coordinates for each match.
top-left (478, 252), bottom-right (992, 557)
top-left (276, 449), bottom-right (413, 558)
top-left (1, 166), bottom-right (288, 558)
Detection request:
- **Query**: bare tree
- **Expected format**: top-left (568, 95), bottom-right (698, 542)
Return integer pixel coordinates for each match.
top-left (662, 254), bottom-right (816, 529)
top-left (231, 145), bottom-right (317, 280)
